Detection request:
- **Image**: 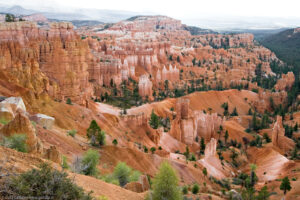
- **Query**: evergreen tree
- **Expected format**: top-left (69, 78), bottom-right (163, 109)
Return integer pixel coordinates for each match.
top-left (200, 137), bottom-right (205, 154)
top-left (280, 177), bottom-right (292, 195)
top-left (231, 107), bottom-right (238, 116)
top-left (192, 58), bottom-right (196, 66)
top-left (112, 139), bottom-right (118, 146)
top-left (66, 98), bottom-right (72, 105)
top-left (252, 112), bottom-right (259, 132)
top-left (249, 164), bottom-right (258, 188)
top-left (291, 146), bottom-right (298, 160)
top-left (263, 133), bottom-right (271, 143)
top-left (294, 123), bottom-right (298, 131)
top-left (149, 110), bottom-right (159, 129)
top-left (192, 184), bottom-right (199, 194)
top-left (150, 147), bottom-right (156, 154)
top-left (151, 162), bottom-right (182, 200)
top-left (248, 108), bottom-right (253, 115)
top-left (221, 102), bottom-right (229, 116)
top-left (184, 146), bottom-right (190, 160)
top-left (5, 14), bottom-right (15, 22)
top-left (202, 167), bottom-right (207, 176)
top-left (257, 186), bottom-right (270, 200)
top-left (87, 120), bottom-right (105, 146)
top-left (225, 130), bottom-right (229, 144)
top-left (164, 80), bottom-right (169, 91)
top-left (260, 114), bottom-right (270, 129)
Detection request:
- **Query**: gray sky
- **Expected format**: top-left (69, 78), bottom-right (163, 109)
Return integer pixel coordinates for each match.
top-left (3, 0), bottom-right (300, 18)
top-left (1, 0), bottom-right (300, 29)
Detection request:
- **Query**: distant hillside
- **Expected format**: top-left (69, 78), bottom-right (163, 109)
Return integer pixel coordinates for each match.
top-left (183, 25), bottom-right (217, 35)
top-left (261, 28), bottom-right (300, 70)
top-left (0, 5), bottom-right (138, 22)
top-left (48, 19), bottom-right (104, 27)
top-left (219, 28), bottom-right (289, 40)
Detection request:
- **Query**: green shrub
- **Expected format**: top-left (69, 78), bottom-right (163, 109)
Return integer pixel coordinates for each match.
top-left (0, 163), bottom-right (93, 199)
top-left (182, 185), bottom-right (188, 194)
top-left (81, 149), bottom-right (100, 176)
top-left (66, 98), bottom-right (72, 105)
top-left (150, 147), bottom-right (156, 154)
top-left (1, 134), bottom-right (27, 153)
top-left (61, 155), bottom-right (69, 169)
top-left (101, 174), bottom-right (119, 185)
top-left (192, 184), bottom-right (200, 194)
top-left (203, 167), bottom-right (207, 176)
top-left (263, 133), bottom-right (271, 143)
top-left (151, 161), bottom-right (182, 200)
top-left (68, 129), bottom-right (77, 137)
top-left (112, 139), bottom-right (118, 146)
top-left (113, 162), bottom-right (132, 187)
top-left (144, 146), bottom-right (148, 153)
top-left (149, 110), bottom-right (160, 129)
top-left (189, 153), bottom-right (196, 161)
top-left (98, 195), bottom-right (108, 200)
top-left (129, 170), bottom-right (141, 182)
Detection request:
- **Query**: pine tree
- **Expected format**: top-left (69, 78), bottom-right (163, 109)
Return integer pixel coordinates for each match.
top-left (202, 167), bottom-right (207, 176)
top-left (150, 147), bottom-right (156, 154)
top-left (248, 108), bottom-right (253, 115)
top-left (280, 177), bottom-right (291, 195)
top-left (200, 137), bottom-right (205, 154)
top-left (231, 107), bottom-right (238, 116)
top-left (291, 146), bottom-right (298, 160)
top-left (225, 130), bottom-right (229, 144)
top-left (87, 120), bottom-right (105, 146)
top-left (151, 162), bottom-right (182, 200)
top-left (249, 164), bottom-right (258, 187)
top-left (221, 102), bottom-right (229, 116)
top-left (184, 146), bottom-right (190, 160)
top-left (294, 123), bottom-right (298, 131)
top-left (192, 58), bottom-right (196, 66)
top-left (66, 98), bottom-right (72, 105)
top-left (252, 112), bottom-right (259, 131)
top-left (257, 186), bottom-right (270, 200)
top-left (112, 139), bottom-right (118, 146)
top-left (149, 110), bottom-right (159, 129)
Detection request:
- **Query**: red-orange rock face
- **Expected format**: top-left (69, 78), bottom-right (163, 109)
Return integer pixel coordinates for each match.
top-left (78, 15), bottom-right (280, 102)
top-left (272, 115), bottom-right (295, 151)
top-left (110, 16), bottom-right (183, 32)
top-left (138, 74), bottom-right (153, 99)
top-left (275, 72), bottom-right (295, 91)
top-left (170, 98), bottom-right (223, 145)
top-left (0, 112), bottom-right (40, 153)
top-left (0, 21), bottom-right (93, 105)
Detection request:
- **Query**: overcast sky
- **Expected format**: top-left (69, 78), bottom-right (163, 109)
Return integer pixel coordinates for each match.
top-left (2, 0), bottom-right (300, 18)
top-left (1, 0), bottom-right (300, 29)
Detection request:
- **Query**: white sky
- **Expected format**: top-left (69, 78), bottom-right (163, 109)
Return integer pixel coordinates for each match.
top-left (3, 0), bottom-right (300, 19)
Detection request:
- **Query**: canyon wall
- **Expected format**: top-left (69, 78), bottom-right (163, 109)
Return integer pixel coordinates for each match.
top-left (0, 21), bottom-right (93, 105)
